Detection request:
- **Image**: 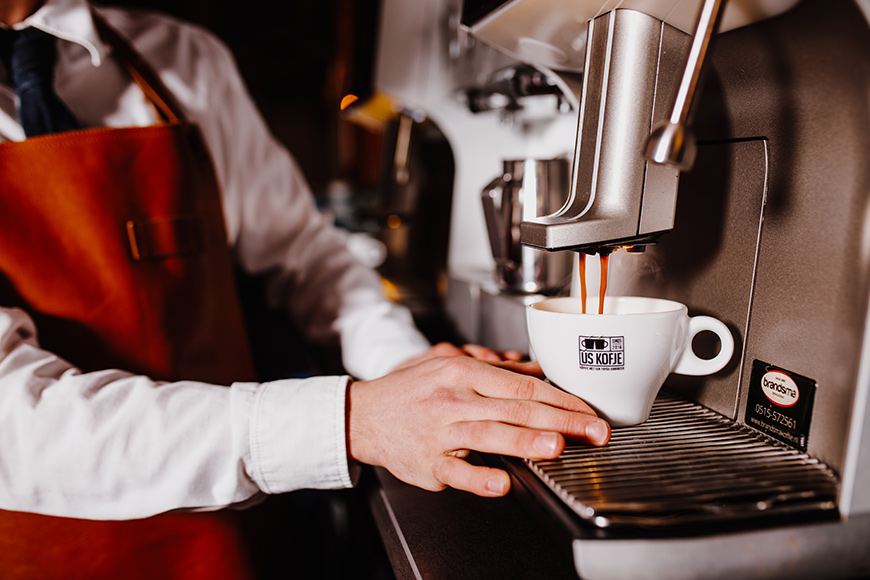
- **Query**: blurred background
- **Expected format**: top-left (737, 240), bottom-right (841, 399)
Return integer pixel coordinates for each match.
top-left (107, 0), bottom-right (366, 192)
top-left (101, 0), bottom-right (457, 363)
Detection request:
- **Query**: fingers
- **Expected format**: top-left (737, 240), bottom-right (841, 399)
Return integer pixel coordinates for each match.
top-left (428, 342), bottom-right (468, 357)
top-left (461, 344), bottom-right (524, 363)
top-left (501, 350), bottom-right (524, 362)
top-left (398, 342), bottom-right (530, 373)
top-left (492, 359), bottom-right (545, 379)
top-left (450, 361), bottom-right (610, 444)
top-left (433, 418), bottom-right (608, 497)
top-left (448, 420), bottom-right (567, 459)
top-left (459, 358), bottom-right (597, 416)
top-left (390, 342), bottom-right (466, 372)
top-left (395, 342), bottom-right (524, 372)
top-left (349, 354), bottom-right (611, 501)
top-left (460, 343), bottom-right (505, 362)
top-left (433, 455), bottom-right (511, 497)
top-left (449, 401), bottom-right (610, 449)
top-left (420, 357), bottom-right (609, 442)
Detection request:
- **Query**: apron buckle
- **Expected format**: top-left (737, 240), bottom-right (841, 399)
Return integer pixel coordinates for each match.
top-left (126, 214), bottom-right (209, 261)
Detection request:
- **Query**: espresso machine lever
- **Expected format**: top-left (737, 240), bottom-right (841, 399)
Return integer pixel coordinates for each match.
top-left (645, 0), bottom-right (727, 170)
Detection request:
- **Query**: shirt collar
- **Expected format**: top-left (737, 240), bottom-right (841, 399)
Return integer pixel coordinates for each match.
top-left (17, 0), bottom-right (105, 67)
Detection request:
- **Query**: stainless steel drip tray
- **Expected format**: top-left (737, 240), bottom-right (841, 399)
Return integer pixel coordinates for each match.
top-left (505, 390), bottom-right (839, 530)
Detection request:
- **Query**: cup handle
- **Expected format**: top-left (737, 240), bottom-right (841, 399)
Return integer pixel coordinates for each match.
top-left (673, 316), bottom-right (735, 376)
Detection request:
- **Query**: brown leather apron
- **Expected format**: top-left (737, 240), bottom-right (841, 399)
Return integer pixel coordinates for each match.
top-left (0, 14), bottom-right (258, 580)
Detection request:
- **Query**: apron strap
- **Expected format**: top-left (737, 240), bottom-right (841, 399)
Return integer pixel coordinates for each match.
top-left (91, 11), bottom-right (187, 125)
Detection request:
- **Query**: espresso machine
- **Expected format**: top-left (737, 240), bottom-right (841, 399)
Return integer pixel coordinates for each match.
top-left (369, 0), bottom-right (870, 577)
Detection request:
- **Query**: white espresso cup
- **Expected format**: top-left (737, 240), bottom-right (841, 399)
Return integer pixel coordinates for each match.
top-left (526, 296), bottom-right (735, 427)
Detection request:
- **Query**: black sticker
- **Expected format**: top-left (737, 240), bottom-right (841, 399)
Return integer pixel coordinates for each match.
top-left (745, 360), bottom-right (816, 451)
top-left (578, 335), bottom-right (624, 371)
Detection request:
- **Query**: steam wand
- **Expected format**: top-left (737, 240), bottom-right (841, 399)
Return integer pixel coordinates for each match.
top-left (644, 0), bottom-right (728, 170)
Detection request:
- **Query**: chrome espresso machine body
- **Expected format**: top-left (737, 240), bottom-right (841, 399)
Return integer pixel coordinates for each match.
top-left (370, 0), bottom-right (870, 578)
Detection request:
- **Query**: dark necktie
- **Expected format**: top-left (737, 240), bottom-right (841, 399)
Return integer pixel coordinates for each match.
top-left (0, 26), bottom-right (79, 137)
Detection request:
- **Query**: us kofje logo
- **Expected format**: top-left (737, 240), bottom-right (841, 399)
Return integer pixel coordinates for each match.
top-left (578, 335), bottom-right (625, 370)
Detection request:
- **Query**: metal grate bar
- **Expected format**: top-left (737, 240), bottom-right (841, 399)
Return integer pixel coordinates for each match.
top-left (524, 391), bottom-right (839, 528)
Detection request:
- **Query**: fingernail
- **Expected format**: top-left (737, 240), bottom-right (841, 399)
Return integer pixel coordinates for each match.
top-left (534, 432), bottom-right (559, 456)
top-left (486, 476), bottom-right (507, 495)
top-left (585, 420), bottom-right (610, 445)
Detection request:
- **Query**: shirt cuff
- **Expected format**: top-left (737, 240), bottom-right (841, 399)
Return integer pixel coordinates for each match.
top-left (236, 375), bottom-right (354, 494)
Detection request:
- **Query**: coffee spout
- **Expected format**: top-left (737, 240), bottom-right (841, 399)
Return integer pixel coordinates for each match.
top-left (520, 9), bottom-right (690, 254)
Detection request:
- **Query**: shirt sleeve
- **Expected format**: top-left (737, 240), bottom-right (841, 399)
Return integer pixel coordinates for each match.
top-left (0, 307), bottom-right (354, 520)
top-left (0, 10), bottom-right (427, 521)
top-left (178, 27), bottom-right (432, 380)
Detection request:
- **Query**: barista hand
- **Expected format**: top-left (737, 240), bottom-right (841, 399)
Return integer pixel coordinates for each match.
top-left (348, 356), bottom-right (611, 497)
top-left (393, 341), bottom-right (524, 371)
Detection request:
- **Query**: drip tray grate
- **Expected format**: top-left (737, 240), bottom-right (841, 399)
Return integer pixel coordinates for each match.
top-left (524, 391), bottom-right (839, 529)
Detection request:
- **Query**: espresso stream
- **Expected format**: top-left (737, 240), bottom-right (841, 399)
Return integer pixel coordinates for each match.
top-left (578, 252), bottom-right (610, 314)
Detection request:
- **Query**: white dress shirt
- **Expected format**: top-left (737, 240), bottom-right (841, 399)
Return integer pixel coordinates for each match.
top-left (0, 0), bottom-right (431, 519)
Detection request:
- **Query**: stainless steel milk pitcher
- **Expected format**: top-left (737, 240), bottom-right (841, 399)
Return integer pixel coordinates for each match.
top-left (481, 158), bottom-right (572, 294)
